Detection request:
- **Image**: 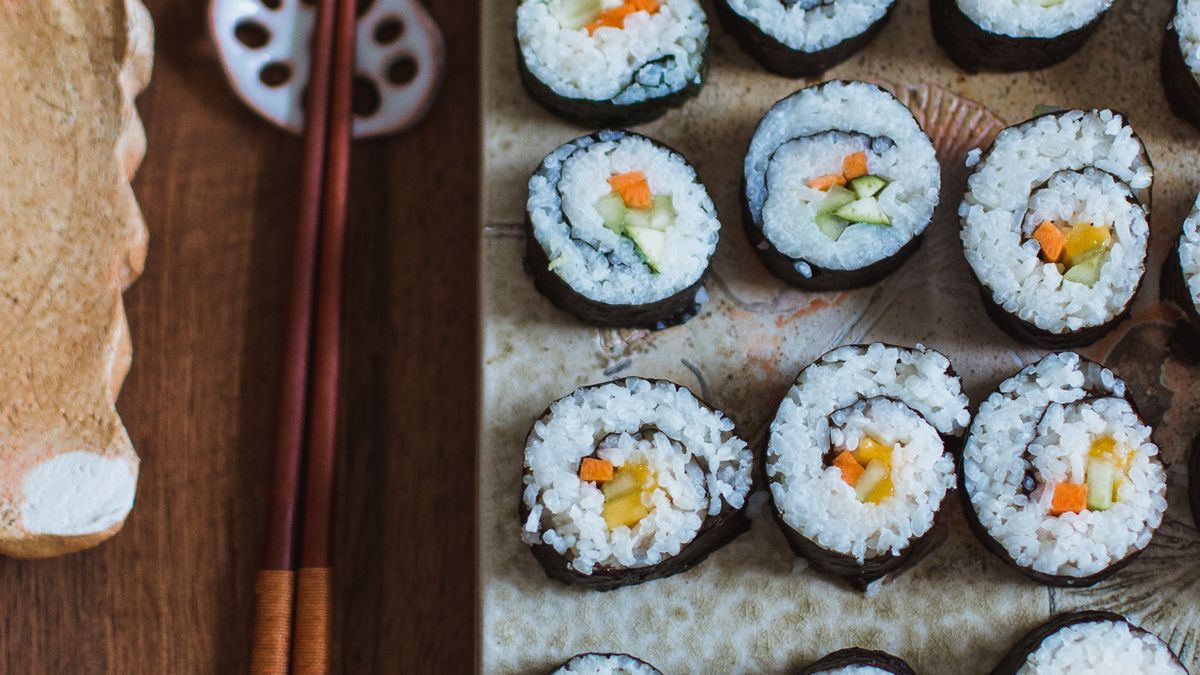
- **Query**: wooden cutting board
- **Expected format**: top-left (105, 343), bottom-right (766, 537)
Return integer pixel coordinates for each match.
top-left (0, 0), bottom-right (478, 670)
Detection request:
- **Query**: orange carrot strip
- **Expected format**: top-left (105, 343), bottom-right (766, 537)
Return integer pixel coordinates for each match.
top-left (632, 0), bottom-right (661, 12)
top-left (586, 3), bottom-right (638, 33)
top-left (579, 457), bottom-right (614, 482)
top-left (833, 450), bottom-right (865, 486)
top-left (1050, 482), bottom-right (1087, 515)
top-left (1033, 220), bottom-right (1067, 263)
top-left (608, 171), bottom-right (653, 209)
top-left (807, 174), bottom-right (847, 191)
top-left (843, 151), bottom-right (868, 180)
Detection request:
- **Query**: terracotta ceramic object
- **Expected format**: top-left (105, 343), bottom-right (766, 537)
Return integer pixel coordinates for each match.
top-left (0, 0), bottom-right (153, 557)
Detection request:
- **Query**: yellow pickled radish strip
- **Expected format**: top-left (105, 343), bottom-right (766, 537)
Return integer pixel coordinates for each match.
top-left (854, 459), bottom-right (891, 503)
top-left (852, 436), bottom-right (893, 466)
top-left (1063, 223), bottom-right (1112, 266)
top-left (864, 473), bottom-right (894, 504)
top-left (1088, 437), bottom-right (1116, 458)
top-left (1085, 437), bottom-right (1132, 507)
top-left (601, 462), bottom-right (655, 529)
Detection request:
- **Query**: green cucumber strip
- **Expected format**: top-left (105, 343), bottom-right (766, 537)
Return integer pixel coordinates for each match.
top-left (815, 184), bottom-right (856, 215)
top-left (815, 213), bottom-right (849, 241)
top-left (626, 226), bottom-right (667, 273)
top-left (834, 197), bottom-right (891, 226)
top-left (594, 192), bottom-right (628, 232)
top-left (848, 175), bottom-right (888, 199)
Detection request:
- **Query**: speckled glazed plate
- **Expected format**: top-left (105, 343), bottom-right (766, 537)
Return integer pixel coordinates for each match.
top-left (481, 2), bottom-right (1200, 672)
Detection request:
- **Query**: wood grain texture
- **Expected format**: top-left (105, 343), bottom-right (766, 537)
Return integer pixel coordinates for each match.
top-left (0, 0), bottom-right (478, 671)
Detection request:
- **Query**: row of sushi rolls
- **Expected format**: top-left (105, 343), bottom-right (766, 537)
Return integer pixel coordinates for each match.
top-left (515, 0), bottom-right (1200, 671)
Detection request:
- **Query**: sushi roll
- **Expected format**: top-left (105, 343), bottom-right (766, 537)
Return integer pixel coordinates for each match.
top-left (961, 352), bottom-right (1168, 587)
top-left (520, 378), bottom-right (753, 591)
top-left (742, 81), bottom-right (941, 291)
top-left (766, 343), bottom-right (971, 590)
top-left (1163, 1), bottom-right (1200, 131)
top-left (515, 0), bottom-right (708, 126)
top-left (797, 648), bottom-right (916, 675)
top-left (526, 130), bottom-right (720, 328)
top-left (993, 611), bottom-right (1187, 674)
top-left (960, 109), bottom-right (1153, 349)
top-left (716, 0), bottom-right (897, 78)
top-left (930, 0), bottom-right (1114, 72)
top-left (1162, 194), bottom-right (1200, 364)
top-left (550, 653), bottom-right (662, 674)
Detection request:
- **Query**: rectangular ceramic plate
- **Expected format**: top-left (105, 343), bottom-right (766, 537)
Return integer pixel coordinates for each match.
top-left (481, 1), bottom-right (1200, 672)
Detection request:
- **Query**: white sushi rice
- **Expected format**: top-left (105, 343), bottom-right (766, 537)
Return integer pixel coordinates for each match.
top-left (1176, 0), bottom-right (1200, 74)
top-left (722, 0), bottom-right (894, 52)
top-left (961, 110), bottom-right (1152, 334)
top-left (517, 0), bottom-right (707, 104)
top-left (528, 131), bottom-right (720, 305)
top-left (1178, 191), bottom-right (1200, 309)
top-left (767, 344), bottom-right (970, 562)
top-left (554, 653), bottom-right (661, 674)
top-left (522, 379), bottom-right (752, 575)
top-left (746, 81), bottom-right (940, 272)
top-left (1016, 619), bottom-right (1186, 674)
top-left (963, 352), bottom-right (1167, 578)
top-left (956, 0), bottom-right (1113, 39)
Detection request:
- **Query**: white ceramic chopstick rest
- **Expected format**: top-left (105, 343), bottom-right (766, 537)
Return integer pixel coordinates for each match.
top-left (209, 0), bottom-right (444, 137)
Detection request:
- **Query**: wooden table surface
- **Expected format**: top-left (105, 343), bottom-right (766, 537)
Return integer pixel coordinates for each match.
top-left (0, 1), bottom-right (478, 671)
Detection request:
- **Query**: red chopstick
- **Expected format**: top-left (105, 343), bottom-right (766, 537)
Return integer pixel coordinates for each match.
top-left (248, 0), bottom-right (352, 672)
top-left (291, 0), bottom-right (355, 670)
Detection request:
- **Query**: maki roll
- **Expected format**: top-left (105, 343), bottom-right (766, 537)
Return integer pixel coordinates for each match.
top-left (797, 648), bottom-right (916, 674)
top-left (930, 0), bottom-right (1113, 72)
top-left (993, 611), bottom-right (1187, 674)
top-left (716, 0), bottom-right (897, 78)
top-left (1163, 1), bottom-right (1200, 131)
top-left (550, 653), bottom-right (662, 674)
top-left (960, 109), bottom-right (1153, 348)
top-left (520, 378), bottom-right (753, 590)
top-left (1161, 193), bottom-right (1200, 364)
top-left (526, 130), bottom-right (720, 328)
top-left (515, 0), bottom-right (708, 126)
top-left (742, 81), bottom-right (941, 291)
top-left (961, 352), bottom-right (1168, 587)
top-left (766, 343), bottom-right (971, 590)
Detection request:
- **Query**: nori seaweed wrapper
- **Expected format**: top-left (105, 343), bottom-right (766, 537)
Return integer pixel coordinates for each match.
top-left (766, 344), bottom-right (963, 591)
top-left (1190, 434), bottom-right (1200, 531)
top-left (1162, 13), bottom-right (1200, 131)
top-left (515, 34), bottom-right (707, 128)
top-left (1161, 238), bottom-right (1200, 365)
top-left (929, 0), bottom-right (1107, 72)
top-left (740, 81), bottom-right (932, 292)
top-left (519, 378), bottom-right (753, 592)
top-left (715, 0), bottom-right (896, 78)
top-left (991, 611), bottom-right (1187, 675)
top-left (797, 648), bottom-right (916, 675)
top-left (524, 130), bottom-right (713, 329)
top-left (549, 653), bottom-right (663, 674)
top-left (962, 110), bottom-right (1153, 349)
top-left (959, 354), bottom-right (1162, 588)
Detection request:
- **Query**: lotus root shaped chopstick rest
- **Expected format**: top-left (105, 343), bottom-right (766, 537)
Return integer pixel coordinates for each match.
top-left (209, 0), bottom-right (443, 137)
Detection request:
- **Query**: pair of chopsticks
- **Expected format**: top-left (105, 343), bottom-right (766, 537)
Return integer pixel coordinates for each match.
top-left (249, 0), bottom-right (355, 673)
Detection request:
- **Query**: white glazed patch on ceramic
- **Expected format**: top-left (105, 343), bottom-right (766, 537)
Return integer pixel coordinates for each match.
top-left (22, 452), bottom-right (138, 536)
top-left (210, 0), bottom-right (444, 137)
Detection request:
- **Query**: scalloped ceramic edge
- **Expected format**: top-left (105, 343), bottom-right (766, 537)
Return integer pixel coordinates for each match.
top-left (0, 0), bottom-right (153, 557)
